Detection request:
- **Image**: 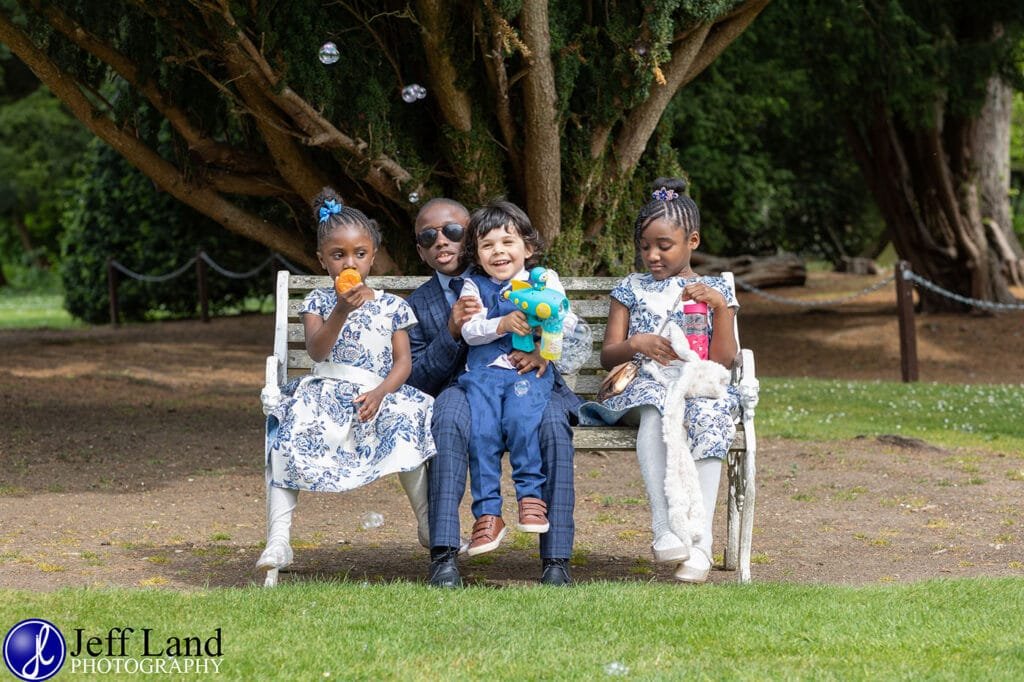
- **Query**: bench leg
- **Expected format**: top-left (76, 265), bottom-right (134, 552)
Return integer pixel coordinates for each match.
top-left (725, 448), bottom-right (742, 572)
top-left (738, 446), bottom-right (756, 583)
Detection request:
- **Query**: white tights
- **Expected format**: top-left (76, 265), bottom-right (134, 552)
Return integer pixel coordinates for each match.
top-left (258, 465), bottom-right (430, 570)
top-left (630, 405), bottom-right (722, 557)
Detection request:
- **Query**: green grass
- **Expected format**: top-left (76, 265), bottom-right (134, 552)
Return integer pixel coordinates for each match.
top-left (759, 378), bottom-right (1024, 452)
top-left (0, 290), bottom-right (82, 329)
top-left (2, 580), bottom-right (1023, 679)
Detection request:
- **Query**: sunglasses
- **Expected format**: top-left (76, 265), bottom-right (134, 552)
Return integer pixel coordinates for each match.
top-left (416, 223), bottom-right (465, 248)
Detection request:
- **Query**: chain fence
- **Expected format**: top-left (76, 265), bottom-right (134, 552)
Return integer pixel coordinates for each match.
top-left (736, 267), bottom-right (1024, 312)
top-left (106, 252), bottom-right (309, 326)
top-left (110, 252), bottom-right (308, 282)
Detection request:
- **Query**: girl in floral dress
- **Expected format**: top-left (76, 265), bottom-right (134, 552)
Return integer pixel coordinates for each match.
top-left (257, 188), bottom-right (435, 578)
top-left (578, 178), bottom-right (739, 583)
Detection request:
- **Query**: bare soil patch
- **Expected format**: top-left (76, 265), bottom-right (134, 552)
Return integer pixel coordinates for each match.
top-left (1, 271), bottom-right (1022, 590)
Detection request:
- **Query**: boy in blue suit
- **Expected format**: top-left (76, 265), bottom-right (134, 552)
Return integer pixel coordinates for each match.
top-left (406, 198), bottom-right (580, 587)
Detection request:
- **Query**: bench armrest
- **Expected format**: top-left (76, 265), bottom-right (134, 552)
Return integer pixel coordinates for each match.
top-left (735, 348), bottom-right (760, 417)
top-left (260, 355), bottom-right (283, 416)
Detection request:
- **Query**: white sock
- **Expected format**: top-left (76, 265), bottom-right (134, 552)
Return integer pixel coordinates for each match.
top-left (258, 481), bottom-right (297, 569)
top-left (633, 405), bottom-right (676, 544)
top-left (398, 466), bottom-right (430, 548)
top-left (692, 458), bottom-right (722, 562)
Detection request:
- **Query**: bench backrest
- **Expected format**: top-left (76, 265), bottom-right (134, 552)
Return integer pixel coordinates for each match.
top-left (272, 272), bottom-right (740, 400)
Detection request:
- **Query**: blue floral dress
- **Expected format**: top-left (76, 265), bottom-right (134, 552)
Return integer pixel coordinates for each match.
top-left (267, 288), bottom-right (436, 492)
top-left (578, 273), bottom-right (740, 460)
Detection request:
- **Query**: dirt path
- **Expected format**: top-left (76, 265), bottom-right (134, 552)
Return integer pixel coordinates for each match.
top-left (1, 272), bottom-right (1022, 589)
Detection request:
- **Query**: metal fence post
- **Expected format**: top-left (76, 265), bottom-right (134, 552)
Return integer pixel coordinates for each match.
top-left (196, 249), bottom-right (209, 323)
top-left (895, 261), bottom-right (918, 382)
top-left (107, 257), bottom-right (120, 327)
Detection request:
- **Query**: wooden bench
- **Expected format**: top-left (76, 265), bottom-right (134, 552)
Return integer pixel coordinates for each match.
top-left (262, 272), bottom-right (760, 582)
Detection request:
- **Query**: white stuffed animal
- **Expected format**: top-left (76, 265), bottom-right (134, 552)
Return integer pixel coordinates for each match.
top-left (646, 325), bottom-right (730, 549)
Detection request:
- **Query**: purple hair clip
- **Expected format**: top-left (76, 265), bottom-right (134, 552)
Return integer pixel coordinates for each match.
top-left (651, 187), bottom-right (679, 202)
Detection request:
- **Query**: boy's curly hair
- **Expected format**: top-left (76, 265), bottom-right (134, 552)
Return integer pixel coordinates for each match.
top-left (311, 187), bottom-right (382, 250)
top-left (464, 199), bottom-right (544, 269)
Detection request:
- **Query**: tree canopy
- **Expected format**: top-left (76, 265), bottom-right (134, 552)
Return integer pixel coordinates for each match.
top-left (0, 0), bottom-right (769, 275)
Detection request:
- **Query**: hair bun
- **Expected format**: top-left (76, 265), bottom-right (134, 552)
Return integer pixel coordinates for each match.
top-left (649, 177), bottom-right (688, 195)
top-left (311, 186), bottom-right (343, 222)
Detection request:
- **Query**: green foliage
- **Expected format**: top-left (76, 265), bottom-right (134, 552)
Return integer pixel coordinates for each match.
top-left (60, 141), bottom-right (271, 323)
top-left (0, 86), bottom-right (91, 269)
top-left (670, 2), bottom-right (885, 260)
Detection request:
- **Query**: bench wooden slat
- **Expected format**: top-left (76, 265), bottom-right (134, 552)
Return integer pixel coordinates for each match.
top-left (573, 425), bottom-right (745, 452)
top-left (286, 320), bottom-right (606, 344)
top-left (287, 296), bottom-right (610, 320)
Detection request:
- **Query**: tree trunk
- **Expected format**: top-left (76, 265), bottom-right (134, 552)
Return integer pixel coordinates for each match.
top-left (13, 215), bottom-right (50, 269)
top-left (970, 75), bottom-right (1024, 287)
top-left (692, 252), bottom-right (806, 288)
top-left (845, 91), bottom-right (1022, 312)
top-left (519, 0), bottom-right (561, 245)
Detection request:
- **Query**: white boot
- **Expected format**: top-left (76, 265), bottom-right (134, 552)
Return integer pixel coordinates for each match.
top-left (674, 458), bottom-right (721, 583)
top-left (256, 477), bottom-right (297, 587)
top-left (399, 466), bottom-right (430, 549)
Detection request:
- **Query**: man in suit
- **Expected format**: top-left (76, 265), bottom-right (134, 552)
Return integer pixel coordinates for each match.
top-left (406, 198), bottom-right (580, 587)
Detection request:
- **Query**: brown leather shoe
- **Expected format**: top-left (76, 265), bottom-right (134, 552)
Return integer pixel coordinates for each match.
top-left (516, 497), bottom-right (550, 533)
top-left (467, 515), bottom-right (507, 556)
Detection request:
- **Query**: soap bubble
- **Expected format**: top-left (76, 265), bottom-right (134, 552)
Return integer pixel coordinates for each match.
top-left (402, 84), bottom-right (427, 103)
top-left (554, 319), bottom-right (593, 375)
top-left (359, 511), bottom-right (384, 529)
top-left (318, 42), bottom-right (340, 65)
top-left (408, 192), bottom-right (420, 204)
top-left (604, 661), bottom-right (629, 676)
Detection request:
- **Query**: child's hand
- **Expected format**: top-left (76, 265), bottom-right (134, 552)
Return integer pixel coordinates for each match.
top-left (508, 349), bottom-right (549, 377)
top-left (353, 387), bottom-right (386, 421)
top-left (630, 333), bottom-right (680, 366)
top-left (497, 310), bottom-right (531, 336)
top-left (335, 284), bottom-right (374, 316)
top-left (448, 296), bottom-right (483, 339)
top-left (682, 282), bottom-right (727, 312)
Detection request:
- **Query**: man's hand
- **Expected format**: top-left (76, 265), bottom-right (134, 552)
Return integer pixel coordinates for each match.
top-left (448, 296), bottom-right (483, 339)
top-left (508, 349), bottom-right (550, 377)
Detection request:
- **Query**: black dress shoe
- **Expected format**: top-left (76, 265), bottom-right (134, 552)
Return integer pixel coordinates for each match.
top-left (540, 558), bottom-right (572, 586)
top-left (429, 547), bottom-right (462, 588)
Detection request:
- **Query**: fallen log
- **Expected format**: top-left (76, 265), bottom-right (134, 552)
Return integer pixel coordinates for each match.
top-left (693, 252), bottom-right (806, 288)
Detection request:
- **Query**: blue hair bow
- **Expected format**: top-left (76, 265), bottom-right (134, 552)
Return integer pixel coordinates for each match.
top-left (319, 199), bottom-right (343, 223)
top-left (651, 187), bottom-right (679, 202)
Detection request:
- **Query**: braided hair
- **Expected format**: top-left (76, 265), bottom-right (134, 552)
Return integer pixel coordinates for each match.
top-left (311, 187), bottom-right (382, 250)
top-left (632, 177), bottom-right (700, 269)
top-left (464, 199), bottom-right (544, 268)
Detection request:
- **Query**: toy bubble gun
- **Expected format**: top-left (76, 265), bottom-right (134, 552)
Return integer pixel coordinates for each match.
top-left (502, 266), bottom-right (570, 360)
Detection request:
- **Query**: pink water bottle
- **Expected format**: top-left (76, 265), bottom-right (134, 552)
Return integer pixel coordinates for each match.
top-left (682, 300), bottom-right (709, 360)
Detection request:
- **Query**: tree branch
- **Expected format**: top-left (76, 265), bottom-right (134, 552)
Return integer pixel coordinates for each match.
top-left (201, 0), bottom-right (416, 205)
top-left (0, 8), bottom-right (317, 270)
top-left (519, 0), bottom-right (561, 243)
top-left (682, 0), bottom-right (771, 82)
top-left (475, 2), bottom-right (523, 191)
top-left (416, 0), bottom-right (472, 132)
top-left (611, 23), bottom-right (710, 175)
top-left (28, 0), bottom-right (271, 175)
